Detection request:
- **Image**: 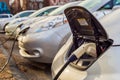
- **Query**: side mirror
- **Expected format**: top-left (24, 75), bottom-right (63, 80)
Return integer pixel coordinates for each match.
top-left (16, 15), bottom-right (20, 18)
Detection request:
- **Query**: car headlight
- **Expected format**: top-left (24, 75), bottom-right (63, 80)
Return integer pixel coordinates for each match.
top-left (19, 26), bottom-right (30, 34)
top-left (13, 20), bottom-right (24, 24)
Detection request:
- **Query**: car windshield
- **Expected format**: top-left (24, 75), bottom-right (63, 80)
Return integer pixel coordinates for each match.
top-left (12, 11), bottom-right (34, 18)
top-left (29, 6), bottom-right (58, 17)
top-left (48, 1), bottom-right (82, 16)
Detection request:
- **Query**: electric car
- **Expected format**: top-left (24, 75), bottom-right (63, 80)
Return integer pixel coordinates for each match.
top-left (4, 6), bottom-right (59, 36)
top-left (5, 1), bottom-right (82, 37)
top-left (19, 0), bottom-right (120, 35)
top-left (52, 6), bottom-right (120, 80)
top-left (0, 10), bottom-right (35, 31)
top-left (18, 0), bottom-right (117, 63)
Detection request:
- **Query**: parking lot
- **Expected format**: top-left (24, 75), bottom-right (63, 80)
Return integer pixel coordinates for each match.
top-left (0, 34), bottom-right (52, 80)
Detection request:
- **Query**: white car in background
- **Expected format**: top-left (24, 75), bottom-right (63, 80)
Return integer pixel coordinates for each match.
top-left (0, 14), bottom-right (13, 18)
top-left (0, 10), bottom-right (35, 31)
top-left (4, 6), bottom-right (59, 36)
top-left (52, 6), bottom-right (120, 80)
top-left (18, 0), bottom-right (115, 63)
top-left (4, 0), bottom-right (120, 36)
top-left (5, 1), bottom-right (82, 37)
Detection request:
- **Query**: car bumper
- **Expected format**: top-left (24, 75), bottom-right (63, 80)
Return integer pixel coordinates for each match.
top-left (18, 35), bottom-right (54, 63)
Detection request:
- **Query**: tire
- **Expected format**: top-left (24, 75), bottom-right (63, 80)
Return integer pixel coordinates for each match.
top-left (3, 23), bottom-right (9, 31)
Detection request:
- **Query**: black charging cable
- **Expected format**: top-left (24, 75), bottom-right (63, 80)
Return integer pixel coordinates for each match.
top-left (0, 24), bottom-right (24, 73)
top-left (53, 54), bottom-right (77, 80)
top-left (0, 35), bottom-right (18, 73)
top-left (0, 24), bottom-right (30, 73)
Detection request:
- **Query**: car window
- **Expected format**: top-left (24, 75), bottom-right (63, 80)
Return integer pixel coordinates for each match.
top-left (99, 1), bottom-right (113, 10)
top-left (99, 0), bottom-right (120, 10)
top-left (19, 12), bottom-right (34, 17)
top-left (113, 0), bottom-right (120, 5)
top-left (36, 7), bottom-right (57, 16)
top-left (0, 15), bottom-right (8, 18)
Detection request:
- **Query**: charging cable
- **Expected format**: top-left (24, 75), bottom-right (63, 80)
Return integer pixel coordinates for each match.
top-left (53, 43), bottom-right (96, 80)
top-left (0, 34), bottom-right (18, 73)
top-left (0, 24), bottom-right (28, 73)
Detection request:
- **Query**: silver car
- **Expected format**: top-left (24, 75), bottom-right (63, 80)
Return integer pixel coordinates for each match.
top-left (18, 0), bottom-right (114, 63)
top-left (5, 6), bottom-right (59, 36)
top-left (0, 10), bottom-right (35, 31)
top-left (18, 24), bottom-right (71, 63)
top-left (19, 0), bottom-right (120, 35)
top-left (5, 1), bottom-right (82, 37)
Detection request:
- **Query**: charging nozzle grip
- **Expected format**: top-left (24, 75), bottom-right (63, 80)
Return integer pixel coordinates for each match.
top-left (69, 43), bottom-right (96, 62)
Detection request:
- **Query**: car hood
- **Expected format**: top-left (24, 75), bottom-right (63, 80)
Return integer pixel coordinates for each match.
top-left (8, 17), bottom-right (28, 26)
top-left (22, 16), bottom-right (48, 24)
top-left (8, 17), bottom-right (29, 25)
top-left (21, 15), bottom-right (65, 34)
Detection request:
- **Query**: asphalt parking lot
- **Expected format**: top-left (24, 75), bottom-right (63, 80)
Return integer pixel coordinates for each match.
top-left (0, 34), bottom-right (52, 80)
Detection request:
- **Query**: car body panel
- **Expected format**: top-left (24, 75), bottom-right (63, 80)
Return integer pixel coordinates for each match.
top-left (18, 23), bottom-right (71, 63)
top-left (52, 37), bottom-right (120, 80)
top-left (18, 0), bottom-right (117, 63)
top-left (52, 6), bottom-right (120, 80)
top-left (99, 9), bottom-right (120, 45)
top-left (5, 16), bottom-right (47, 36)
top-left (85, 46), bottom-right (120, 80)
top-left (25, 15), bottom-right (66, 34)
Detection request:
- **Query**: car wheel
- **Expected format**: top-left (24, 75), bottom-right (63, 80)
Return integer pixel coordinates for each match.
top-left (3, 23), bottom-right (9, 31)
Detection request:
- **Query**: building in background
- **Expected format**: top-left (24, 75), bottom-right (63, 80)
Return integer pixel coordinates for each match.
top-left (9, 0), bottom-right (43, 14)
top-left (0, 0), bottom-right (80, 14)
top-left (9, 0), bottom-right (22, 14)
top-left (0, 0), bottom-right (9, 8)
top-left (49, 0), bottom-right (69, 5)
top-left (43, 0), bottom-right (80, 6)
top-left (28, 0), bottom-right (43, 10)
